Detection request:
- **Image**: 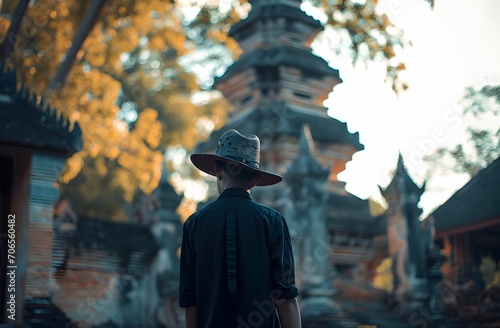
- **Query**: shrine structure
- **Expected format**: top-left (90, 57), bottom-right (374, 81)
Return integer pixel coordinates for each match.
top-left (430, 157), bottom-right (500, 325)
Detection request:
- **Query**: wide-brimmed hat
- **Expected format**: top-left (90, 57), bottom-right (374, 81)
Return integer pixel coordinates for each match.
top-left (190, 129), bottom-right (282, 186)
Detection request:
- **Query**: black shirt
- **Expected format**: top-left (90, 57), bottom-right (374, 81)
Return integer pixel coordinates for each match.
top-left (179, 188), bottom-right (299, 328)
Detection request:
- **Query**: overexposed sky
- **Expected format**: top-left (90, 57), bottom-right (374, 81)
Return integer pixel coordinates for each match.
top-left (315, 0), bottom-right (500, 216)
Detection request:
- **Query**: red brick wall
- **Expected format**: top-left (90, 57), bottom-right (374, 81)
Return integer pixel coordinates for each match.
top-left (52, 266), bottom-right (121, 328)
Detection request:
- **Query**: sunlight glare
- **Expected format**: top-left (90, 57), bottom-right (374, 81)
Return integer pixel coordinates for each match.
top-left (300, 2), bottom-right (328, 24)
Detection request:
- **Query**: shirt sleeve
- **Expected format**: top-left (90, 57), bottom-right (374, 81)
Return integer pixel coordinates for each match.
top-left (179, 216), bottom-right (196, 308)
top-left (269, 215), bottom-right (300, 300)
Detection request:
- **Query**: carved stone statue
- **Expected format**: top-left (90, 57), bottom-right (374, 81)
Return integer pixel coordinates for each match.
top-left (286, 125), bottom-right (361, 327)
top-left (284, 125), bottom-right (331, 293)
top-left (121, 162), bottom-right (183, 327)
top-left (381, 154), bottom-right (430, 315)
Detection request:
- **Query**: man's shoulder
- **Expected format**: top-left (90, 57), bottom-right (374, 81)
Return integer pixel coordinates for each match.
top-left (184, 206), bottom-right (206, 227)
top-left (250, 200), bottom-right (285, 220)
top-left (184, 199), bottom-right (219, 224)
top-left (185, 196), bottom-right (285, 222)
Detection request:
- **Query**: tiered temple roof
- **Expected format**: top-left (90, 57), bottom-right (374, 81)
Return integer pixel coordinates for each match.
top-left (432, 156), bottom-right (500, 232)
top-left (198, 0), bottom-right (364, 180)
top-left (0, 61), bottom-right (81, 154)
top-left (195, 105), bottom-right (363, 152)
top-left (230, 0), bottom-right (322, 38)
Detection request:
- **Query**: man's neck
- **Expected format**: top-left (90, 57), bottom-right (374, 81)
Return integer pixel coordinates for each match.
top-left (220, 185), bottom-right (250, 193)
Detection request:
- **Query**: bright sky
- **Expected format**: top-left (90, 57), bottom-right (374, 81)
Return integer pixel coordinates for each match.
top-left (311, 0), bottom-right (500, 216)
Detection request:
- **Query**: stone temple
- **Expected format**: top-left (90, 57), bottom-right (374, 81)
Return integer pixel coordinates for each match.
top-left (194, 0), bottom-right (391, 325)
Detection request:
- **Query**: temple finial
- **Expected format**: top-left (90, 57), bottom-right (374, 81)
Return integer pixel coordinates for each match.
top-left (299, 124), bottom-right (315, 154)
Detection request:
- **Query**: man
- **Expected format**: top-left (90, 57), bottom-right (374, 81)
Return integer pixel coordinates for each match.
top-left (179, 129), bottom-right (301, 328)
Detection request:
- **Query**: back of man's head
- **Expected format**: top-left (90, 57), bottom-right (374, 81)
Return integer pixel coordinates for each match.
top-left (214, 160), bottom-right (258, 190)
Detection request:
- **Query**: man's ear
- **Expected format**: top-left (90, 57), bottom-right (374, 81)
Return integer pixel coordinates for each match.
top-left (249, 175), bottom-right (260, 189)
top-left (213, 163), bottom-right (220, 177)
top-left (213, 163), bottom-right (223, 180)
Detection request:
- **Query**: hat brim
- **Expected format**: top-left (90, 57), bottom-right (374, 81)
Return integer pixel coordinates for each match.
top-left (190, 154), bottom-right (282, 186)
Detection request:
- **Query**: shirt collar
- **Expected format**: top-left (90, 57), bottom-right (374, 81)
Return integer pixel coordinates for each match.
top-left (218, 188), bottom-right (252, 199)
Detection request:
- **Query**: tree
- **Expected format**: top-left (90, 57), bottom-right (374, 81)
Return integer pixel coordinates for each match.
top-left (307, 0), bottom-right (409, 93)
top-left (425, 84), bottom-right (500, 178)
top-left (47, 0), bottom-right (106, 91)
top-left (0, 0), bottom-right (232, 220)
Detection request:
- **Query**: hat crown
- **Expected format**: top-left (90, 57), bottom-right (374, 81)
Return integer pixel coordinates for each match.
top-left (190, 129), bottom-right (282, 186)
top-left (216, 130), bottom-right (261, 169)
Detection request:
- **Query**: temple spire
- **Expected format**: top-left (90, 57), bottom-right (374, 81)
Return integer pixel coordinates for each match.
top-left (215, 0), bottom-right (340, 115)
top-left (382, 152), bottom-right (425, 198)
top-left (285, 124), bottom-right (329, 181)
top-left (299, 123), bottom-right (315, 153)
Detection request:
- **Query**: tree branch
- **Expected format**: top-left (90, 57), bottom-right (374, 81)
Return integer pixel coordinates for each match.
top-left (48, 0), bottom-right (106, 91)
top-left (0, 0), bottom-right (31, 61)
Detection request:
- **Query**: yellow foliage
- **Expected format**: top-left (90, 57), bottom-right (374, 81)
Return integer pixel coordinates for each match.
top-left (86, 100), bottom-right (100, 115)
top-left (383, 44), bottom-right (396, 59)
top-left (94, 155), bottom-right (108, 176)
top-left (89, 143), bottom-right (100, 157)
top-left (373, 257), bottom-right (394, 292)
top-left (323, 0), bottom-right (408, 93)
top-left (149, 151), bottom-right (164, 192)
top-left (84, 25), bottom-right (108, 67)
top-left (149, 34), bottom-right (166, 51)
top-left (60, 152), bottom-right (85, 184)
top-left (0, 17), bottom-right (11, 41)
top-left (5, 0), bottom-right (230, 220)
top-left (106, 146), bottom-right (121, 160)
top-left (177, 198), bottom-right (199, 223)
top-left (112, 26), bottom-right (140, 54)
top-left (480, 256), bottom-right (500, 289)
top-left (134, 108), bottom-right (163, 148)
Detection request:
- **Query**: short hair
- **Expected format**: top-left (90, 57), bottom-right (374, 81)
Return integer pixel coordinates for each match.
top-left (214, 160), bottom-right (258, 187)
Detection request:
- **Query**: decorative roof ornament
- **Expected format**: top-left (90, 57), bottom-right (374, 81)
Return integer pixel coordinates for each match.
top-left (284, 124), bottom-right (330, 183)
top-left (382, 153), bottom-right (426, 197)
top-left (299, 122), bottom-right (315, 153)
top-left (380, 153), bottom-right (426, 219)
